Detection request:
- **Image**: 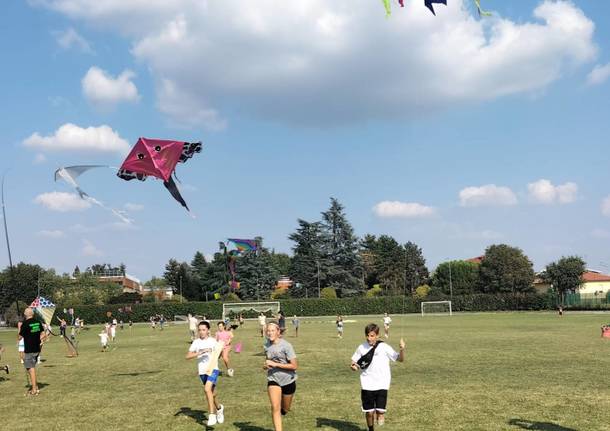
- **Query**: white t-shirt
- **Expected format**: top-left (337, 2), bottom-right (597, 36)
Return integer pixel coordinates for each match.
top-left (188, 316), bottom-right (198, 331)
top-left (189, 337), bottom-right (219, 375)
top-left (258, 315), bottom-right (266, 326)
top-left (99, 333), bottom-right (108, 345)
top-left (383, 316), bottom-right (392, 326)
top-left (351, 342), bottom-right (399, 391)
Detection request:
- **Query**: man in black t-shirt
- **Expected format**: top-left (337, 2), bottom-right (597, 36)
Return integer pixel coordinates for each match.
top-left (19, 308), bottom-right (46, 395)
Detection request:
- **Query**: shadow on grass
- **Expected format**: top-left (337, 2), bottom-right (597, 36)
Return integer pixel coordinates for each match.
top-left (316, 417), bottom-right (363, 431)
top-left (508, 418), bottom-right (578, 431)
top-left (174, 407), bottom-right (206, 426)
top-left (24, 381), bottom-right (49, 389)
top-left (112, 370), bottom-right (161, 377)
top-left (232, 421), bottom-right (273, 431)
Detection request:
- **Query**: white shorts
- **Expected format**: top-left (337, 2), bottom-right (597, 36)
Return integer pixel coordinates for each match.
top-left (18, 340), bottom-right (25, 353)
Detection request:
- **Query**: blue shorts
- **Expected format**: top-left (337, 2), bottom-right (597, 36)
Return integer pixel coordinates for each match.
top-left (199, 369), bottom-right (220, 386)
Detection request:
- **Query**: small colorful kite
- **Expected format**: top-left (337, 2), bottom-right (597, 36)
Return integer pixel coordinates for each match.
top-left (117, 138), bottom-right (202, 214)
top-left (30, 296), bottom-right (56, 326)
top-left (227, 239), bottom-right (258, 253)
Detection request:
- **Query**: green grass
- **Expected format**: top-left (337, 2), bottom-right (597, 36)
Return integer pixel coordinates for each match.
top-left (1, 312), bottom-right (610, 430)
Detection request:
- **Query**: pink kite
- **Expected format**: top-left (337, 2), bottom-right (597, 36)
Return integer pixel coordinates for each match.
top-left (117, 138), bottom-right (202, 213)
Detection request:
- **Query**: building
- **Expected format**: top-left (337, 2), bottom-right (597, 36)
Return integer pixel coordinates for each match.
top-left (96, 274), bottom-right (143, 293)
top-left (533, 270), bottom-right (610, 295)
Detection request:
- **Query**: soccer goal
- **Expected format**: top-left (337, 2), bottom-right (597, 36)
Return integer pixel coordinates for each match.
top-left (222, 301), bottom-right (280, 320)
top-left (421, 301), bottom-right (452, 316)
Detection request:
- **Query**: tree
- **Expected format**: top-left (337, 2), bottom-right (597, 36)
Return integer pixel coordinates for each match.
top-left (544, 256), bottom-right (586, 297)
top-left (373, 235), bottom-right (404, 294)
top-left (163, 259), bottom-right (198, 300)
top-left (289, 220), bottom-right (328, 298)
top-left (432, 261), bottom-right (479, 295)
top-left (478, 244), bottom-right (535, 293)
top-left (234, 239), bottom-right (280, 300)
top-left (73, 266), bottom-right (81, 277)
top-left (320, 197), bottom-right (363, 297)
top-left (403, 241), bottom-right (429, 293)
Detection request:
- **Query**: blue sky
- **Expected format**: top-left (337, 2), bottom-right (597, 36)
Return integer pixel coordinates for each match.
top-left (1, 0), bottom-right (610, 280)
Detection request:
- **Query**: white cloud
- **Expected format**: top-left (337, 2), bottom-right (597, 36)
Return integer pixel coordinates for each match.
top-left (54, 27), bottom-right (93, 53)
top-left (82, 239), bottom-right (103, 256)
top-left (37, 229), bottom-right (65, 238)
top-left (33, 0), bottom-right (598, 128)
top-left (602, 196), bottom-right (610, 217)
top-left (124, 203), bottom-right (144, 212)
top-left (82, 66), bottom-right (140, 108)
top-left (587, 63), bottom-right (610, 86)
top-left (23, 123), bottom-right (130, 155)
top-left (34, 191), bottom-right (91, 212)
top-left (373, 201), bottom-right (436, 218)
top-left (527, 179), bottom-right (577, 204)
top-left (459, 184), bottom-right (518, 207)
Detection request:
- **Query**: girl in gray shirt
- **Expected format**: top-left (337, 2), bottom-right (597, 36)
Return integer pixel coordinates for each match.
top-left (264, 322), bottom-right (298, 431)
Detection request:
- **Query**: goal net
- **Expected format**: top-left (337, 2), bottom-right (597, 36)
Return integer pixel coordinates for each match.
top-left (222, 301), bottom-right (281, 320)
top-left (421, 301), bottom-right (452, 316)
top-left (174, 314), bottom-right (208, 324)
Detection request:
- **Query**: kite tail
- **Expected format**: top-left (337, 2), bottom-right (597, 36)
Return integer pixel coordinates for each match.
top-left (381, 0), bottom-right (391, 17)
top-left (474, 0), bottom-right (492, 16)
top-left (163, 176), bottom-right (190, 212)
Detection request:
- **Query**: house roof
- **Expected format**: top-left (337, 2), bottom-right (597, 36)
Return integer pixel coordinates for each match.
top-left (582, 270), bottom-right (610, 282)
top-left (465, 256), bottom-right (484, 264)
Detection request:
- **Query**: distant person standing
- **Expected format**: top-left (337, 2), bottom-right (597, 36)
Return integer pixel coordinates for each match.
top-left (383, 313), bottom-right (392, 339)
top-left (278, 311), bottom-right (286, 334)
top-left (0, 344), bottom-right (9, 374)
top-left (238, 313), bottom-right (245, 327)
top-left (258, 312), bottom-right (267, 338)
top-left (17, 321), bottom-right (25, 364)
top-left (558, 306), bottom-right (563, 317)
top-left (336, 315), bottom-right (344, 339)
top-left (19, 308), bottom-right (46, 395)
top-left (188, 314), bottom-right (199, 341)
top-left (292, 315), bottom-right (300, 338)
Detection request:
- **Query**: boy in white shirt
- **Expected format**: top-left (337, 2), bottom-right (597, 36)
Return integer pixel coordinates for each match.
top-left (383, 313), bottom-right (392, 338)
top-left (98, 328), bottom-right (109, 352)
top-left (351, 323), bottom-right (405, 431)
top-left (186, 321), bottom-right (225, 426)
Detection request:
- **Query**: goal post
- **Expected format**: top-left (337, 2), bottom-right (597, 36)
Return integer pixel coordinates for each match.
top-left (421, 300), bottom-right (452, 316)
top-left (222, 301), bottom-right (281, 320)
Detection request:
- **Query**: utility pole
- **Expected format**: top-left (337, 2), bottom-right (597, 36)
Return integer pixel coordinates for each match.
top-left (316, 260), bottom-right (321, 298)
top-left (1, 172), bottom-right (18, 317)
top-left (179, 275), bottom-right (183, 303)
top-left (448, 260), bottom-right (453, 301)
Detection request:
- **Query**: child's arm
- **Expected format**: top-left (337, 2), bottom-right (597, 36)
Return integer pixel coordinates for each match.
top-left (397, 338), bottom-right (406, 363)
top-left (265, 357), bottom-right (297, 371)
top-left (185, 348), bottom-right (212, 360)
top-left (350, 361), bottom-right (359, 371)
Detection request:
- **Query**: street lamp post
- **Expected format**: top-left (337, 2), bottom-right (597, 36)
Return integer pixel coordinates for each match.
top-left (448, 260), bottom-right (453, 300)
top-left (316, 260), bottom-right (321, 298)
top-left (179, 275), bottom-right (183, 303)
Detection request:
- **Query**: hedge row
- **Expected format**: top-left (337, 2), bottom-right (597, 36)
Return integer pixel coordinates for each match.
top-left (63, 293), bottom-right (557, 325)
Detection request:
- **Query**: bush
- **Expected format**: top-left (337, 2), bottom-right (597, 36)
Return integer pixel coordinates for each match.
top-left (223, 292), bottom-right (241, 302)
top-left (271, 288), bottom-right (290, 300)
top-left (414, 285), bottom-right (431, 299)
top-left (365, 285), bottom-right (383, 298)
top-left (321, 287), bottom-right (337, 299)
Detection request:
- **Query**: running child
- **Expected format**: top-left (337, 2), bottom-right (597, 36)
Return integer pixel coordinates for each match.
top-left (264, 322), bottom-right (298, 431)
top-left (186, 321), bottom-right (225, 426)
top-left (216, 321), bottom-right (234, 377)
top-left (17, 321), bottom-right (25, 364)
top-left (259, 312), bottom-right (267, 337)
top-left (350, 323), bottom-right (405, 431)
top-left (99, 327), bottom-right (109, 352)
top-left (336, 315), bottom-right (344, 339)
top-left (383, 313), bottom-right (392, 339)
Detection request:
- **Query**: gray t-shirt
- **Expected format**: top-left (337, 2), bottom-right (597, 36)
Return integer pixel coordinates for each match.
top-left (266, 338), bottom-right (297, 386)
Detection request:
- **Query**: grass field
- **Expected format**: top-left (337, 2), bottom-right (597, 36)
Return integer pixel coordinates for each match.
top-left (1, 312), bottom-right (610, 431)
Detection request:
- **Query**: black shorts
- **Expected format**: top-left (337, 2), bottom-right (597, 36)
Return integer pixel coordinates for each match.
top-left (267, 380), bottom-right (296, 395)
top-left (361, 389), bottom-right (388, 412)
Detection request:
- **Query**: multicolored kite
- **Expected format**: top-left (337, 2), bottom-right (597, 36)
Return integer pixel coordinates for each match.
top-left (227, 238), bottom-right (258, 253)
top-left (30, 296), bottom-right (56, 326)
top-left (118, 138), bottom-right (202, 214)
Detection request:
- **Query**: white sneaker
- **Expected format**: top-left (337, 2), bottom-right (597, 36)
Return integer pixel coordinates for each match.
top-left (217, 405), bottom-right (224, 424)
top-left (207, 414), bottom-right (217, 426)
top-left (227, 368), bottom-right (234, 377)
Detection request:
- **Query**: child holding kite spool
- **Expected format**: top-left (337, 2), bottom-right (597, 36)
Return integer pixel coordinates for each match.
top-left (186, 321), bottom-right (225, 426)
top-left (351, 323), bottom-right (405, 431)
top-left (264, 322), bottom-right (298, 431)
